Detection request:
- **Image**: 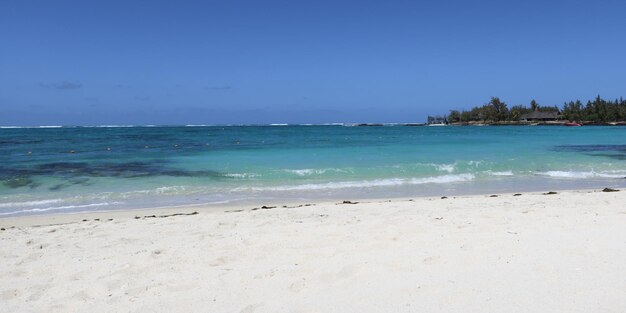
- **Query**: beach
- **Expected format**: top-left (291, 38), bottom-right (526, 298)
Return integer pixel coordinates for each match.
top-left (2, 189), bottom-right (625, 312)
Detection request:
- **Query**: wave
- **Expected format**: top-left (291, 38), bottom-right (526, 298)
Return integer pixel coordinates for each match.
top-left (431, 163), bottom-right (455, 173)
top-left (111, 184), bottom-right (254, 199)
top-left (118, 186), bottom-right (215, 197)
top-left (283, 168), bottom-right (351, 176)
top-left (0, 202), bottom-right (122, 216)
top-left (404, 161), bottom-right (487, 174)
top-left (0, 198), bottom-right (65, 208)
top-left (236, 174), bottom-right (475, 192)
top-left (537, 170), bottom-right (626, 179)
top-left (223, 173), bottom-right (260, 178)
top-left (488, 171), bottom-right (514, 176)
top-left (283, 162), bottom-right (492, 177)
top-left (94, 125), bottom-right (135, 128)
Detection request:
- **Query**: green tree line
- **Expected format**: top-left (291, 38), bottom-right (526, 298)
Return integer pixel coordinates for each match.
top-left (447, 96), bottom-right (626, 123)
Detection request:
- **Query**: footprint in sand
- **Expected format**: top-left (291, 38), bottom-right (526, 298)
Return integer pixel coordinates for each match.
top-left (240, 303), bottom-right (264, 313)
top-left (26, 284), bottom-right (51, 301)
top-left (7, 269), bottom-right (27, 278)
top-left (423, 256), bottom-right (441, 264)
top-left (209, 256), bottom-right (230, 267)
top-left (289, 279), bottom-right (307, 292)
top-left (165, 283), bottom-right (198, 292)
top-left (318, 264), bottom-right (360, 284)
top-left (1, 289), bottom-right (19, 301)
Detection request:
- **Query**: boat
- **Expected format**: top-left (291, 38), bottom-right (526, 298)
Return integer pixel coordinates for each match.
top-left (564, 122), bottom-right (582, 126)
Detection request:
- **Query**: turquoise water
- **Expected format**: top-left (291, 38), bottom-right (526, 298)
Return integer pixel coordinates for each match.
top-left (1, 125), bottom-right (625, 216)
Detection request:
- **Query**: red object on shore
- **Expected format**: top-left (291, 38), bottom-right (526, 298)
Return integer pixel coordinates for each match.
top-left (564, 122), bottom-right (583, 126)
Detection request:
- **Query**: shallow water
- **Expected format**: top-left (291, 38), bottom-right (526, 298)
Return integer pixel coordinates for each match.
top-left (1, 125), bottom-right (625, 216)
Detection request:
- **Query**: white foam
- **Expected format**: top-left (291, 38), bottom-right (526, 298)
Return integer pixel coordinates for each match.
top-left (0, 202), bottom-right (122, 216)
top-left (431, 163), bottom-right (455, 173)
top-left (284, 168), bottom-right (350, 176)
top-left (489, 171), bottom-right (514, 176)
top-left (537, 171), bottom-right (626, 179)
top-left (154, 186), bottom-right (187, 194)
top-left (94, 125), bottom-right (136, 128)
top-left (224, 173), bottom-right (259, 178)
top-left (236, 174), bottom-right (475, 192)
top-left (118, 186), bottom-right (210, 197)
top-left (287, 169), bottom-right (318, 176)
top-left (0, 198), bottom-right (65, 208)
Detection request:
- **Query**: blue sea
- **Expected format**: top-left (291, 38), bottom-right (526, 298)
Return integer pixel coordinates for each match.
top-left (1, 125), bottom-right (625, 217)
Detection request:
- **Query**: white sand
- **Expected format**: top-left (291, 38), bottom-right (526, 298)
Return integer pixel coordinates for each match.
top-left (1, 189), bottom-right (626, 313)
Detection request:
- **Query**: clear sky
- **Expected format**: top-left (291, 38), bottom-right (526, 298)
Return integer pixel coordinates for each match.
top-left (1, 0), bottom-right (625, 125)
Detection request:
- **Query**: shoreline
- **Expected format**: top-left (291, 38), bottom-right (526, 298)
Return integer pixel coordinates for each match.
top-left (0, 187), bottom-right (619, 228)
top-left (3, 174), bottom-right (625, 220)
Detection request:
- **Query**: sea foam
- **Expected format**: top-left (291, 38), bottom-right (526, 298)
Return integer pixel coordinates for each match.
top-left (236, 174), bottom-right (475, 192)
top-left (284, 168), bottom-right (351, 176)
top-left (0, 202), bottom-right (122, 216)
top-left (537, 171), bottom-right (626, 179)
top-left (0, 198), bottom-right (65, 208)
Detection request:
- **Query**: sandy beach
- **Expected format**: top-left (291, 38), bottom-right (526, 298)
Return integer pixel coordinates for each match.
top-left (1, 189), bottom-right (626, 312)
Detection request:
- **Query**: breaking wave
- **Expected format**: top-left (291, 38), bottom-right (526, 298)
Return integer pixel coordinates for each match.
top-left (0, 202), bottom-right (122, 216)
top-left (283, 168), bottom-right (351, 176)
top-left (488, 171), bottom-right (514, 176)
top-left (537, 170), bottom-right (626, 179)
top-left (0, 198), bottom-right (65, 208)
top-left (236, 174), bottom-right (475, 192)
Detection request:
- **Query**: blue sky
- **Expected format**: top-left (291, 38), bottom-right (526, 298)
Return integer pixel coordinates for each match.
top-left (1, 0), bottom-right (625, 125)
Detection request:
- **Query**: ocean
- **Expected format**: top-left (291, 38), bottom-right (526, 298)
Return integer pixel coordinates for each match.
top-left (1, 125), bottom-right (625, 217)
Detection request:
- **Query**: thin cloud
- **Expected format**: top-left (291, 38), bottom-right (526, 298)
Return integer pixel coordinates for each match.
top-left (205, 86), bottom-right (232, 91)
top-left (39, 81), bottom-right (82, 90)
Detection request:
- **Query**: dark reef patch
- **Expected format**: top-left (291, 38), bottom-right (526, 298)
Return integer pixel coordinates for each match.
top-left (584, 153), bottom-right (626, 160)
top-left (3, 176), bottom-right (35, 189)
top-left (17, 161), bottom-right (222, 178)
top-left (554, 144), bottom-right (626, 160)
top-left (0, 160), bottom-right (226, 190)
top-left (553, 145), bottom-right (626, 153)
top-left (49, 183), bottom-right (68, 191)
top-left (0, 139), bottom-right (45, 145)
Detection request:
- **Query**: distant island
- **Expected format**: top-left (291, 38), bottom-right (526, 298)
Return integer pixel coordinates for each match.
top-left (438, 95), bottom-right (626, 125)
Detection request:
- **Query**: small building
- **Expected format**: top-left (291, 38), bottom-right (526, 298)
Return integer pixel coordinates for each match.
top-left (520, 111), bottom-right (561, 122)
top-left (427, 115), bottom-right (448, 125)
